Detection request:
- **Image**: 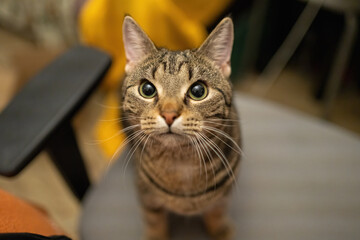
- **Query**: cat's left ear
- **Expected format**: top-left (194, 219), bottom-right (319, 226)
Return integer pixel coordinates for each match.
top-left (197, 17), bottom-right (234, 78)
top-left (122, 16), bottom-right (157, 73)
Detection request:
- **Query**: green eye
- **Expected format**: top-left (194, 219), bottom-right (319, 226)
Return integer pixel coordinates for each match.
top-left (139, 81), bottom-right (157, 98)
top-left (188, 81), bottom-right (208, 101)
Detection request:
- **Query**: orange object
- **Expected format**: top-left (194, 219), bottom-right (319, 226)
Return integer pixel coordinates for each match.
top-left (0, 189), bottom-right (64, 235)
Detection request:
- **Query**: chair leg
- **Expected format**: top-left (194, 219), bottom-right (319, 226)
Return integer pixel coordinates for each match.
top-left (323, 12), bottom-right (358, 119)
top-left (46, 122), bottom-right (90, 201)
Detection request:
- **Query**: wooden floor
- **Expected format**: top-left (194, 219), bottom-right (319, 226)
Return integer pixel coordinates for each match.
top-left (0, 29), bottom-right (359, 239)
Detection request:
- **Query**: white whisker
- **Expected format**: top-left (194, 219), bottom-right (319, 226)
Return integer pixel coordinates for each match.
top-left (140, 133), bottom-right (152, 169)
top-left (201, 120), bottom-right (236, 128)
top-left (193, 134), bottom-right (209, 191)
top-left (122, 132), bottom-right (147, 177)
top-left (98, 116), bottom-right (144, 122)
top-left (202, 128), bottom-right (243, 156)
top-left (206, 118), bottom-right (242, 123)
top-left (202, 126), bottom-right (244, 157)
top-left (93, 101), bottom-right (122, 109)
top-left (198, 131), bottom-right (239, 189)
top-left (87, 124), bottom-right (140, 145)
top-left (188, 136), bottom-right (203, 177)
top-left (195, 132), bottom-right (220, 192)
top-left (107, 129), bottom-right (144, 170)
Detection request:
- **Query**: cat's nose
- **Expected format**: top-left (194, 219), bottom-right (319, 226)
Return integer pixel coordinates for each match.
top-left (161, 111), bottom-right (178, 126)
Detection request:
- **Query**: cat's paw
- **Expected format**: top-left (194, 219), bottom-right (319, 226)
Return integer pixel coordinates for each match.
top-left (208, 223), bottom-right (233, 240)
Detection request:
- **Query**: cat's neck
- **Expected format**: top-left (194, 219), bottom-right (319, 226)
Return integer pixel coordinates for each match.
top-left (141, 137), bottom-right (196, 163)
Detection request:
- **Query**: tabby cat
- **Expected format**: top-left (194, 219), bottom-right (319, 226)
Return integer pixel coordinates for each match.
top-left (120, 16), bottom-right (241, 240)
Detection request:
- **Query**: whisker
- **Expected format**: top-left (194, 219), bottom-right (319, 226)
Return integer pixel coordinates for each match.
top-left (193, 134), bottom-right (209, 191)
top-left (122, 132), bottom-right (147, 177)
top-left (198, 132), bottom-right (239, 189)
top-left (195, 132), bottom-right (220, 192)
top-left (140, 133), bottom-right (152, 169)
top-left (93, 101), bottom-right (122, 109)
top-left (195, 133), bottom-right (216, 181)
top-left (202, 128), bottom-right (243, 156)
top-left (202, 126), bottom-right (244, 157)
top-left (207, 117), bottom-right (249, 126)
top-left (107, 129), bottom-right (144, 170)
top-left (201, 120), bottom-right (236, 128)
top-left (98, 116), bottom-right (144, 122)
top-left (205, 118), bottom-right (242, 122)
top-left (87, 124), bottom-right (140, 145)
top-left (188, 136), bottom-right (203, 178)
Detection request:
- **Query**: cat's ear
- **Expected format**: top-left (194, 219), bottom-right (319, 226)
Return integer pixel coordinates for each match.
top-left (197, 17), bottom-right (234, 78)
top-left (122, 16), bottom-right (157, 73)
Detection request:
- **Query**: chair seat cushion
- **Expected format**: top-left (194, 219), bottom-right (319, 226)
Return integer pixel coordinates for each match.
top-left (0, 189), bottom-right (64, 236)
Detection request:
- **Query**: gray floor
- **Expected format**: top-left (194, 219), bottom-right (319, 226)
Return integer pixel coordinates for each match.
top-left (80, 93), bottom-right (360, 240)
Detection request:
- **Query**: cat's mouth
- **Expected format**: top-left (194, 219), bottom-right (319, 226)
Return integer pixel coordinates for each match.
top-left (159, 131), bottom-right (183, 137)
top-left (153, 131), bottom-right (188, 145)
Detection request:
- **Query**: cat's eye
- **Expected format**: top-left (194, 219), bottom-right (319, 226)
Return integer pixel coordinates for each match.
top-left (188, 81), bottom-right (208, 101)
top-left (139, 81), bottom-right (157, 98)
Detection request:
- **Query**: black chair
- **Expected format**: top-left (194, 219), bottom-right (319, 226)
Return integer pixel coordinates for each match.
top-left (0, 45), bottom-right (112, 200)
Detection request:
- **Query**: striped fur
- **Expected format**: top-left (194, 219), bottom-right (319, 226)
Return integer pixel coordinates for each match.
top-left (121, 16), bottom-right (241, 240)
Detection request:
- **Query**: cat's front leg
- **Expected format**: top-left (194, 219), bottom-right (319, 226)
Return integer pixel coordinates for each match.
top-left (142, 205), bottom-right (169, 240)
top-left (203, 200), bottom-right (233, 240)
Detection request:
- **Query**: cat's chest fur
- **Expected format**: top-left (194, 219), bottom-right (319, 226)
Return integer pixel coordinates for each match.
top-left (137, 142), bottom-right (204, 192)
top-left (135, 142), bottom-right (231, 215)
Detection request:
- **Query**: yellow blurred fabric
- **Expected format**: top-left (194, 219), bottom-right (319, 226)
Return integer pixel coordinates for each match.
top-left (79, 0), bottom-right (233, 158)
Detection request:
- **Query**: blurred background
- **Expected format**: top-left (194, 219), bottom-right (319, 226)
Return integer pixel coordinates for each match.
top-left (0, 0), bottom-right (359, 239)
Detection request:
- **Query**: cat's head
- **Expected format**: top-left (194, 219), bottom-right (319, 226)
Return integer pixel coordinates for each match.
top-left (121, 16), bottom-right (234, 145)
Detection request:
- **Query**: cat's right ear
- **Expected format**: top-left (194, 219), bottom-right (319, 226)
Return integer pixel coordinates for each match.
top-left (122, 16), bottom-right (157, 73)
top-left (197, 17), bottom-right (234, 78)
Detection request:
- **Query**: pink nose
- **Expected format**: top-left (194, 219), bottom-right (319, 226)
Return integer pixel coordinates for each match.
top-left (161, 112), bottom-right (178, 126)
